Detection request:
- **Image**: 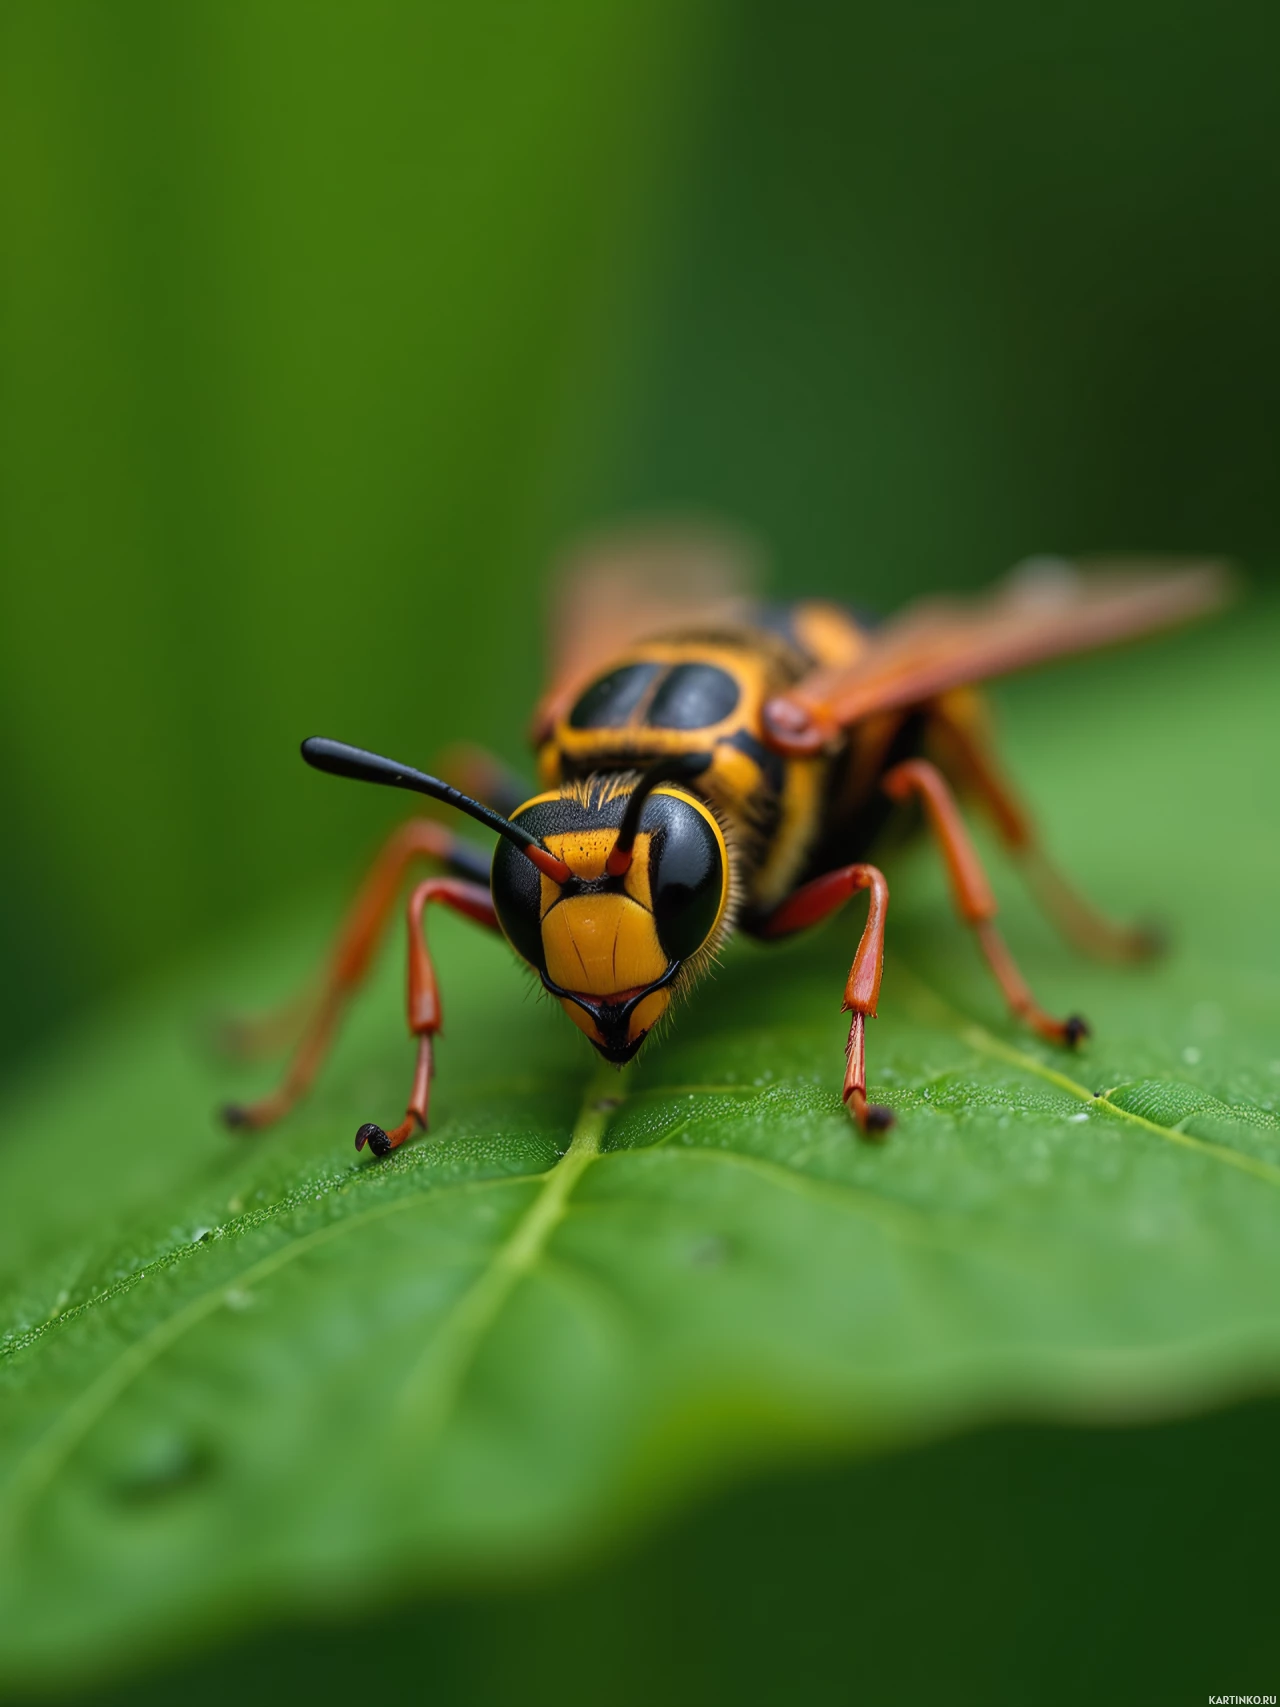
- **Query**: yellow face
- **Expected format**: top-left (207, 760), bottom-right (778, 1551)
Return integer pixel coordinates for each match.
top-left (490, 782), bottom-right (730, 1064)
top-left (538, 829), bottom-right (674, 1053)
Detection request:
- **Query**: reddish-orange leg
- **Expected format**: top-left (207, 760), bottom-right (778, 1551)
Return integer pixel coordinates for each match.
top-left (882, 758), bottom-right (1088, 1047)
top-left (219, 743), bottom-right (526, 1066)
top-left (760, 864), bottom-right (894, 1139)
top-left (222, 819), bottom-right (490, 1132)
top-left (931, 705), bottom-right (1159, 963)
top-left (355, 877), bottom-right (499, 1157)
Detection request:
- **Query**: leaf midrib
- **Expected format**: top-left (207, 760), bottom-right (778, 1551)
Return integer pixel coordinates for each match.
top-left (0, 1069), bottom-right (622, 1555)
top-left (5, 955), bottom-right (1278, 1552)
top-left (8, 957), bottom-right (1279, 1373)
top-left (389, 1068), bottom-right (620, 1445)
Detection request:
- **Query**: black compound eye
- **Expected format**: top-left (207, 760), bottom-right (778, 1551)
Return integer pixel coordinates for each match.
top-left (649, 799), bottom-right (725, 961)
top-left (491, 825), bottom-right (546, 973)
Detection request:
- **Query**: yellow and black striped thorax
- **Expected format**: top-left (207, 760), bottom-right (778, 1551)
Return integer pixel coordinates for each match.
top-left (537, 604), bottom-right (872, 910)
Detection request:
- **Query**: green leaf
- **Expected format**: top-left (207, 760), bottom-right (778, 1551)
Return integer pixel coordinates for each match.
top-left (1, 604), bottom-right (1278, 1686)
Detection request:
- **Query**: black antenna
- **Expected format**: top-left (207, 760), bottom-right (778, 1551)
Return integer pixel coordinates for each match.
top-left (606, 751), bottom-right (713, 876)
top-left (301, 737), bottom-right (571, 882)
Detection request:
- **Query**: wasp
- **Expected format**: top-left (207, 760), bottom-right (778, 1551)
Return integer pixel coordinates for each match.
top-left (223, 530), bottom-right (1227, 1151)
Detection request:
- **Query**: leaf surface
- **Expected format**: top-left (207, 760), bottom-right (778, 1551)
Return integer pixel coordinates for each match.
top-left (1, 606), bottom-right (1277, 1684)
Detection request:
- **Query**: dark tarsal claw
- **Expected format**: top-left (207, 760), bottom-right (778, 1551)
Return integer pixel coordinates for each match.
top-left (1063, 1014), bottom-right (1090, 1048)
top-left (221, 1103), bottom-right (253, 1132)
top-left (862, 1102), bottom-right (896, 1137)
top-left (1131, 921), bottom-right (1167, 960)
top-left (355, 1122), bottom-right (393, 1157)
top-left (845, 1087), bottom-right (896, 1142)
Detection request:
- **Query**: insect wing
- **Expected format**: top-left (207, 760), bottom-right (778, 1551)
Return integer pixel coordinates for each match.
top-left (761, 557), bottom-right (1233, 753)
top-left (532, 522), bottom-right (760, 742)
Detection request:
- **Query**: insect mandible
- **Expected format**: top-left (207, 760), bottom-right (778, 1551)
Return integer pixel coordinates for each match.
top-left (222, 529), bottom-right (1228, 1151)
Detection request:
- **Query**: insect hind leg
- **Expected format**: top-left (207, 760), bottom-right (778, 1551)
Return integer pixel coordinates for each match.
top-left (882, 758), bottom-right (1088, 1047)
top-left (929, 696), bottom-right (1161, 963)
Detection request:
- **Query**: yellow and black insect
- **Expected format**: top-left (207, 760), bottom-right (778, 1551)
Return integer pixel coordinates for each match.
top-left (224, 530), bottom-right (1227, 1152)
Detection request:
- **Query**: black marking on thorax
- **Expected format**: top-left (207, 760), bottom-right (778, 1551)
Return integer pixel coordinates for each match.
top-left (725, 726), bottom-right (785, 794)
top-left (568, 663), bottom-right (664, 729)
top-left (568, 659), bottom-right (741, 735)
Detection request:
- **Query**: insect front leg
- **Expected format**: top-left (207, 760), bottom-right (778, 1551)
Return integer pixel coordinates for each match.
top-left (929, 696), bottom-right (1160, 962)
top-left (760, 865), bottom-right (894, 1139)
top-left (356, 878), bottom-right (500, 1157)
top-left (882, 758), bottom-right (1088, 1047)
top-left (221, 819), bottom-right (489, 1130)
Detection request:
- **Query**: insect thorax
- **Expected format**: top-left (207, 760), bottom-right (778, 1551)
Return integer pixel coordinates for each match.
top-left (536, 615), bottom-right (862, 912)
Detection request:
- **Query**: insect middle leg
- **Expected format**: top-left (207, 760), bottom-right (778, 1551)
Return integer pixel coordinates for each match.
top-left (930, 697), bottom-right (1159, 962)
top-left (882, 758), bottom-right (1088, 1046)
top-left (759, 865), bottom-right (894, 1138)
top-left (222, 819), bottom-right (489, 1131)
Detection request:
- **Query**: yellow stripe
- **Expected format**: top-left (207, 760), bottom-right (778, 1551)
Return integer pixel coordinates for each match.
top-left (511, 789), bottom-right (564, 817)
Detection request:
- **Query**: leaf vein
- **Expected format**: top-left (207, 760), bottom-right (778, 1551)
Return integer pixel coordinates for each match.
top-left (0, 1158), bottom-right (561, 1364)
top-left (893, 962), bottom-right (1280, 1190)
top-left (0, 1169), bottom-right (562, 1550)
top-left (390, 1065), bottom-right (626, 1446)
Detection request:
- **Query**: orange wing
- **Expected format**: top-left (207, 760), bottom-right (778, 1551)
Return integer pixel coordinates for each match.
top-left (530, 520), bottom-right (760, 743)
top-left (761, 556), bottom-right (1233, 754)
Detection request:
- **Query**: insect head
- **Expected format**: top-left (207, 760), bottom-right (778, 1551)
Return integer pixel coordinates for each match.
top-left (300, 739), bottom-right (729, 1064)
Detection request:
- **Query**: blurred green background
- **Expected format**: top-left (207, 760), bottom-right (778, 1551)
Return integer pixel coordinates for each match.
top-left (4, 0), bottom-right (1279, 1700)
top-left (4, 0), bottom-right (1278, 1070)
